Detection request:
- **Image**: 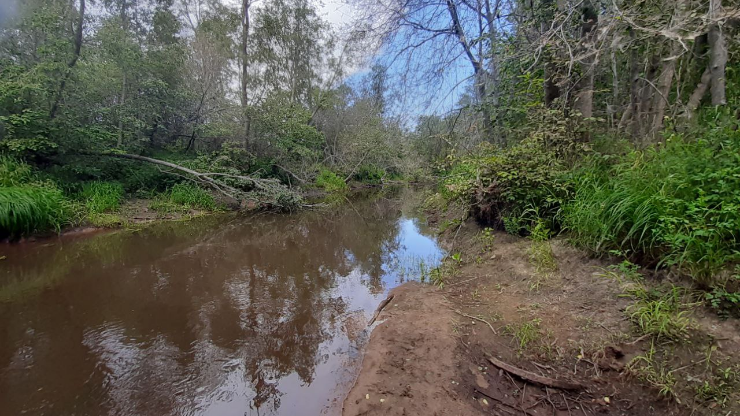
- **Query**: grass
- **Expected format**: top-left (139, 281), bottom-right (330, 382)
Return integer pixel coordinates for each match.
top-left (565, 133), bottom-right (740, 288)
top-left (627, 341), bottom-right (678, 400)
top-left (0, 186), bottom-right (70, 238)
top-left (504, 318), bottom-right (542, 352)
top-left (81, 181), bottom-right (124, 214)
top-left (150, 182), bottom-right (216, 213)
top-left (527, 220), bottom-right (557, 290)
top-left (625, 285), bottom-right (693, 341)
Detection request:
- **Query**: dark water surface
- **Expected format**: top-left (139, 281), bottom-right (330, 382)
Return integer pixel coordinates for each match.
top-left (0, 188), bottom-right (444, 416)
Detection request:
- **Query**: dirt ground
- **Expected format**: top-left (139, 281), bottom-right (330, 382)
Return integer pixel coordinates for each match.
top-left (343, 216), bottom-right (740, 416)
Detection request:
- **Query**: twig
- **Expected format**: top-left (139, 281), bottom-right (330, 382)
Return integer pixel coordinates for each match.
top-left (368, 294), bottom-right (395, 326)
top-left (454, 310), bottom-right (498, 334)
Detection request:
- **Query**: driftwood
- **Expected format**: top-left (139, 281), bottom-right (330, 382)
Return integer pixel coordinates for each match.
top-left (368, 294), bottom-right (395, 326)
top-left (487, 356), bottom-right (585, 391)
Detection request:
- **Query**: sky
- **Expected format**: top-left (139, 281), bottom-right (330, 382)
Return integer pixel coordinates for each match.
top-left (312, 0), bottom-right (473, 122)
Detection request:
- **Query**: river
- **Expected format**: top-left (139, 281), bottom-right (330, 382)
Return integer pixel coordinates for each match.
top-left (0, 188), bottom-right (444, 416)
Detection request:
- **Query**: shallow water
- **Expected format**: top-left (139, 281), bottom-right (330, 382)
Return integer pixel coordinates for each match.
top-left (0, 188), bottom-right (444, 416)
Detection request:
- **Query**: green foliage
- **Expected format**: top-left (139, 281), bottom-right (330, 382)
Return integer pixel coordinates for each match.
top-left (440, 110), bottom-right (577, 232)
top-left (565, 131), bottom-right (740, 287)
top-left (81, 182), bottom-right (124, 214)
top-left (353, 164), bottom-right (385, 184)
top-left (169, 183), bottom-right (215, 210)
top-left (315, 169), bottom-right (348, 193)
top-left (628, 342), bottom-right (679, 400)
top-left (504, 318), bottom-right (542, 351)
top-left (0, 156), bottom-right (34, 186)
top-left (705, 269), bottom-right (740, 318)
top-left (478, 227), bottom-right (496, 250)
top-left (0, 186), bottom-right (70, 238)
top-left (626, 285), bottom-right (692, 341)
top-left (150, 183), bottom-right (216, 213)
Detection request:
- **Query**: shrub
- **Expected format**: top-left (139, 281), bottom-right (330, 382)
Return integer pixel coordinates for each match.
top-left (81, 181), bottom-right (124, 214)
top-left (564, 132), bottom-right (740, 287)
top-left (353, 164), bottom-right (385, 184)
top-left (0, 186), bottom-right (69, 238)
top-left (440, 135), bottom-right (572, 233)
top-left (315, 169), bottom-right (348, 193)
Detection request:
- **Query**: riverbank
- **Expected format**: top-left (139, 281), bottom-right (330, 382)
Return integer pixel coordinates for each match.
top-left (343, 209), bottom-right (740, 415)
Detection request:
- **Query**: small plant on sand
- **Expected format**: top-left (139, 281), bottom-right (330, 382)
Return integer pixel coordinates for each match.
top-left (628, 341), bottom-right (678, 400)
top-left (626, 285), bottom-right (692, 341)
top-left (598, 260), bottom-right (643, 284)
top-left (505, 318), bottom-right (542, 352)
top-left (478, 227), bottom-right (495, 250)
top-left (695, 367), bottom-right (738, 408)
top-left (527, 220), bottom-right (557, 290)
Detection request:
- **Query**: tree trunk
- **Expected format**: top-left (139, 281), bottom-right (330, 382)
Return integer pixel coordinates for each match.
top-left (241, 0), bottom-right (252, 146)
top-left (117, 74), bottom-right (127, 148)
top-left (445, 0), bottom-right (496, 144)
top-left (649, 42), bottom-right (680, 135)
top-left (708, 0), bottom-right (727, 105)
top-left (573, 3), bottom-right (598, 120)
top-left (49, 0), bottom-right (85, 120)
top-left (686, 66), bottom-right (711, 119)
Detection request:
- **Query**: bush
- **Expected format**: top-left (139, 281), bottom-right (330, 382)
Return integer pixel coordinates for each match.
top-left (315, 169), bottom-right (348, 193)
top-left (441, 136), bottom-right (572, 234)
top-left (564, 131), bottom-right (740, 287)
top-left (0, 186), bottom-right (70, 238)
top-left (81, 182), bottom-right (124, 214)
top-left (353, 164), bottom-right (385, 184)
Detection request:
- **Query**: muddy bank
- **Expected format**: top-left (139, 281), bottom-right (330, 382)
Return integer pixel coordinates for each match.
top-left (343, 283), bottom-right (477, 415)
top-left (344, 215), bottom-right (740, 416)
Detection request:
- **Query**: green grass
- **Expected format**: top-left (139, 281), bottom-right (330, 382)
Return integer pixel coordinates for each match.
top-left (0, 186), bottom-right (70, 237)
top-left (81, 181), bottom-right (124, 214)
top-left (626, 285), bottom-right (692, 341)
top-left (0, 156), bottom-right (33, 186)
top-left (504, 318), bottom-right (542, 351)
top-left (150, 182), bottom-right (216, 213)
top-left (168, 183), bottom-right (215, 209)
top-left (565, 133), bottom-right (740, 287)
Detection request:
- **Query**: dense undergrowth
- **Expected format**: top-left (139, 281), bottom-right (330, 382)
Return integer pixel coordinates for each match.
top-left (0, 156), bottom-right (226, 239)
top-left (434, 107), bottom-right (740, 299)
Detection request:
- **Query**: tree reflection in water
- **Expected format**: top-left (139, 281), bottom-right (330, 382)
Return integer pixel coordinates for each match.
top-left (0, 188), bottom-right (444, 416)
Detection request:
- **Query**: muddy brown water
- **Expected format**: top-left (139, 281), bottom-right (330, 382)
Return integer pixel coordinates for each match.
top-left (0, 189), bottom-right (444, 416)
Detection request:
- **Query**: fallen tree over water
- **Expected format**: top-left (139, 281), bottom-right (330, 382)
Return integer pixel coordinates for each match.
top-left (97, 152), bottom-right (303, 210)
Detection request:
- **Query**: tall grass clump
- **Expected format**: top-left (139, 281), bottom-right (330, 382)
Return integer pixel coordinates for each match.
top-left (169, 182), bottom-right (215, 209)
top-left (0, 186), bottom-right (69, 238)
top-left (81, 181), bottom-right (124, 214)
top-left (150, 182), bottom-right (215, 213)
top-left (0, 157), bottom-right (73, 238)
top-left (565, 130), bottom-right (740, 287)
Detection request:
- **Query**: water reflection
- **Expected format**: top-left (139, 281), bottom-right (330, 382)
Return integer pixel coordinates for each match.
top-left (0, 188), bottom-right (444, 416)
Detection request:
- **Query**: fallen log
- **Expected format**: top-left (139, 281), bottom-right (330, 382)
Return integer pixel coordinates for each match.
top-left (487, 356), bottom-right (585, 391)
top-left (93, 152), bottom-right (299, 208)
